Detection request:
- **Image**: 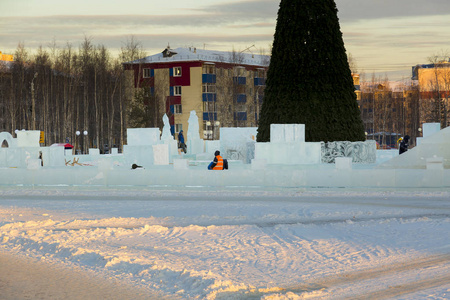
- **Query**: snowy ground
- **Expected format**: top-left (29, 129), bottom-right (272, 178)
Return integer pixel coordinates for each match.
top-left (1, 187), bottom-right (450, 299)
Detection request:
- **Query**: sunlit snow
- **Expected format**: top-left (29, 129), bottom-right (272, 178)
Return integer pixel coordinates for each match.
top-left (1, 188), bottom-right (450, 299)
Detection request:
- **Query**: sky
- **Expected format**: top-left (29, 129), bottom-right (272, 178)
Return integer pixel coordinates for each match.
top-left (1, 0), bottom-right (450, 81)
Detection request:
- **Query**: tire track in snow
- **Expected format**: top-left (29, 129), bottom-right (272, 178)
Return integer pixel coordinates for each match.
top-left (287, 253), bottom-right (450, 298)
top-left (347, 273), bottom-right (450, 300)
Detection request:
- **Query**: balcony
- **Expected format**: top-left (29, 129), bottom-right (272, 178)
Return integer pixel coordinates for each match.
top-left (254, 77), bottom-right (265, 86)
top-left (236, 94), bottom-right (247, 103)
top-left (202, 93), bottom-right (216, 102)
top-left (233, 76), bottom-right (246, 85)
top-left (203, 112), bottom-right (217, 121)
top-left (202, 74), bottom-right (216, 84)
top-left (234, 112), bottom-right (247, 121)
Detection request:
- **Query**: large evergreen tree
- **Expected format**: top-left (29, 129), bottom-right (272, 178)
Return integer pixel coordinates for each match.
top-left (257, 0), bottom-right (365, 142)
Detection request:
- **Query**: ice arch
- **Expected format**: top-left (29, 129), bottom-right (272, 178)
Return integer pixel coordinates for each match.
top-left (0, 132), bottom-right (17, 148)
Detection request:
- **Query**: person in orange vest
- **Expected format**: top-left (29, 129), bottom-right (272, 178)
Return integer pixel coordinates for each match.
top-left (208, 150), bottom-right (228, 170)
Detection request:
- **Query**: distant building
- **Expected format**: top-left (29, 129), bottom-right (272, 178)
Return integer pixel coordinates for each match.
top-left (0, 51), bottom-right (13, 62)
top-left (0, 51), bottom-right (13, 131)
top-left (359, 81), bottom-right (420, 148)
top-left (352, 73), bottom-right (361, 104)
top-left (412, 60), bottom-right (450, 128)
top-left (124, 46), bottom-right (269, 140)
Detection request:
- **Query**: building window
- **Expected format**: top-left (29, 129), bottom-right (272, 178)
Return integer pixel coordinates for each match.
top-left (173, 66), bottom-right (182, 77)
top-left (143, 68), bottom-right (153, 78)
top-left (175, 124), bottom-right (183, 133)
top-left (174, 104), bottom-right (182, 114)
top-left (255, 68), bottom-right (265, 78)
top-left (174, 86), bottom-right (182, 95)
top-left (202, 83), bottom-right (216, 93)
top-left (202, 64), bottom-right (215, 74)
top-left (234, 66), bottom-right (246, 76)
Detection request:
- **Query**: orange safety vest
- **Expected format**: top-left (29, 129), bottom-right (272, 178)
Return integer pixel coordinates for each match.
top-left (213, 155), bottom-right (224, 170)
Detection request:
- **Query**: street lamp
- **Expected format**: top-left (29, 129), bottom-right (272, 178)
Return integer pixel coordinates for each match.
top-left (76, 130), bottom-right (88, 154)
top-left (214, 121), bottom-right (220, 140)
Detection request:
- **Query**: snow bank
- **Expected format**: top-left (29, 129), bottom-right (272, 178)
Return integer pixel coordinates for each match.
top-left (1, 189), bottom-right (450, 299)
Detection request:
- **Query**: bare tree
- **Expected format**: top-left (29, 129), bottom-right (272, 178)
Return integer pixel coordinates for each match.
top-left (347, 52), bottom-right (358, 74)
top-left (120, 36), bottom-right (147, 146)
top-left (423, 51), bottom-right (450, 128)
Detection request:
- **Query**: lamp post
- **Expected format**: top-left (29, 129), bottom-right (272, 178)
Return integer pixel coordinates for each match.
top-left (206, 121), bottom-right (212, 140)
top-left (214, 121), bottom-right (220, 140)
top-left (76, 130), bottom-right (88, 154)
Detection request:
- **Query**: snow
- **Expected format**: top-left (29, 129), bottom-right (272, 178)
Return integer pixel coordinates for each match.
top-left (1, 187), bottom-right (450, 299)
top-left (132, 47), bottom-right (270, 67)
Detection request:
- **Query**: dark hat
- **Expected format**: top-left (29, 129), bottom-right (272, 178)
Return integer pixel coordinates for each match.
top-left (214, 150), bottom-right (220, 156)
top-left (404, 135), bottom-right (410, 141)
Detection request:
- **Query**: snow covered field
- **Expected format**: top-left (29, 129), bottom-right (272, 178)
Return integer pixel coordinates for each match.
top-left (1, 187), bottom-right (450, 299)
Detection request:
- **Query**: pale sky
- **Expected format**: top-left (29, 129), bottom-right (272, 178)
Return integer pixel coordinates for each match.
top-left (1, 0), bottom-right (450, 80)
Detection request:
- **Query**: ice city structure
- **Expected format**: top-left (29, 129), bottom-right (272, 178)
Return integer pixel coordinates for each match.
top-left (0, 113), bottom-right (449, 189)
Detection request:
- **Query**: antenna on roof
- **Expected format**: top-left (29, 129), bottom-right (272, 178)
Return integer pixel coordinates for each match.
top-left (241, 44), bottom-right (256, 58)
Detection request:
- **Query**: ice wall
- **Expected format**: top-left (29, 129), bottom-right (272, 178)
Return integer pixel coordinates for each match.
top-left (127, 128), bottom-right (160, 145)
top-left (321, 141), bottom-right (376, 163)
top-left (1, 123), bottom-right (450, 188)
top-left (123, 128), bottom-right (160, 167)
top-left (0, 132), bottom-right (17, 148)
top-left (379, 125), bottom-right (450, 169)
top-left (270, 124), bottom-right (305, 143)
top-left (423, 123), bottom-right (441, 138)
top-left (17, 130), bottom-right (41, 147)
top-left (1, 166), bottom-right (449, 188)
top-left (220, 127), bottom-right (257, 163)
top-left (255, 124), bottom-right (321, 165)
top-left (416, 122), bottom-right (441, 146)
top-left (0, 131), bottom-right (42, 168)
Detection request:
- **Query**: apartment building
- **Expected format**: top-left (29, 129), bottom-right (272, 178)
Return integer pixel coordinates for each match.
top-left (0, 51), bottom-right (13, 132)
top-left (412, 60), bottom-right (450, 128)
top-left (0, 51), bottom-right (13, 62)
top-left (124, 46), bottom-right (269, 140)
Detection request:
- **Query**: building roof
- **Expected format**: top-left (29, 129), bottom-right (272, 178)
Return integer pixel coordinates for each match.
top-left (411, 60), bottom-right (450, 80)
top-left (126, 47), bottom-right (270, 67)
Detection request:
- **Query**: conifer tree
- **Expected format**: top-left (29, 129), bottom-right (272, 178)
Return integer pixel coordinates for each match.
top-left (257, 0), bottom-right (365, 142)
